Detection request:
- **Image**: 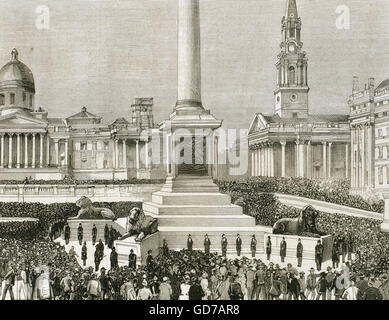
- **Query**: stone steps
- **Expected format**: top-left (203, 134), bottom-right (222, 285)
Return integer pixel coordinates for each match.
top-left (157, 215), bottom-right (256, 227)
top-left (143, 202), bottom-right (243, 216)
top-left (151, 192), bottom-right (232, 205)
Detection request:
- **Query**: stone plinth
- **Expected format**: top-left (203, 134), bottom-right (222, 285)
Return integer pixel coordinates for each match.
top-left (143, 176), bottom-right (272, 255)
top-left (67, 219), bottom-right (126, 242)
top-left (264, 233), bottom-right (334, 264)
top-left (114, 232), bottom-right (160, 267)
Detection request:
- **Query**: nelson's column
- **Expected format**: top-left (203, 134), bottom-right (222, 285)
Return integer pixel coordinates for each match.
top-left (140, 0), bottom-right (271, 254)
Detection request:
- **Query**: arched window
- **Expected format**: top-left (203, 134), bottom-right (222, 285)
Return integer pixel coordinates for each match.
top-left (289, 66), bottom-right (296, 85)
top-left (30, 94), bottom-right (33, 108)
top-left (0, 94), bottom-right (4, 106)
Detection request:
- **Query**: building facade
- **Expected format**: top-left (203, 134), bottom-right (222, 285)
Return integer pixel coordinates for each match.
top-left (0, 49), bottom-right (165, 181)
top-left (248, 0), bottom-right (351, 180)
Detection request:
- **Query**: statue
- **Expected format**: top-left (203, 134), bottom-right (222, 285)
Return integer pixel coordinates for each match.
top-left (272, 205), bottom-right (320, 236)
top-left (120, 207), bottom-right (158, 242)
top-left (68, 196), bottom-right (115, 220)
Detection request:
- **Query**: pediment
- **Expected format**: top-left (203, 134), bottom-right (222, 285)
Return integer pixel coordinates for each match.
top-left (248, 113), bottom-right (268, 134)
top-left (0, 113), bottom-right (47, 128)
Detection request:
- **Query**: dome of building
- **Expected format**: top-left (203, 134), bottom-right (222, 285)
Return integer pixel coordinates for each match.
top-left (0, 49), bottom-right (35, 92)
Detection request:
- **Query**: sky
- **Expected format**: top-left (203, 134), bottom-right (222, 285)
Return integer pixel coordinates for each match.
top-left (0, 0), bottom-right (389, 129)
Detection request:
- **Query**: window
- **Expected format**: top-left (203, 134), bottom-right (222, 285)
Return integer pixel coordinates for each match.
top-left (0, 94), bottom-right (4, 106)
top-left (10, 93), bottom-right (15, 105)
top-left (292, 112), bottom-right (298, 118)
top-left (80, 142), bottom-right (87, 151)
top-left (378, 129), bottom-right (383, 138)
top-left (29, 94), bottom-right (33, 108)
top-left (379, 167), bottom-right (383, 185)
top-left (23, 92), bottom-right (26, 102)
top-left (379, 146), bottom-right (383, 159)
top-left (289, 66), bottom-right (296, 85)
top-left (104, 141), bottom-right (109, 150)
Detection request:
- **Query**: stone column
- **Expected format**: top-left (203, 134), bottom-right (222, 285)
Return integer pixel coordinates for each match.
top-left (64, 139), bottom-right (69, 166)
top-left (264, 145), bottom-right (268, 177)
top-left (115, 139), bottom-right (119, 169)
top-left (304, 64), bottom-right (308, 86)
top-left (261, 146), bottom-right (265, 176)
top-left (258, 148), bottom-right (262, 176)
top-left (368, 125), bottom-right (372, 187)
top-left (281, 141), bottom-right (286, 178)
top-left (0, 134), bottom-right (4, 168)
top-left (306, 140), bottom-right (312, 178)
top-left (322, 141), bottom-right (327, 178)
top-left (32, 133), bottom-right (36, 169)
top-left (136, 140), bottom-right (140, 170)
top-left (145, 140), bottom-right (149, 169)
top-left (269, 144), bottom-right (274, 177)
top-left (351, 129), bottom-right (355, 187)
top-left (123, 139), bottom-right (127, 169)
top-left (361, 126), bottom-right (365, 187)
top-left (356, 126), bottom-right (361, 188)
top-left (40, 134), bottom-right (44, 168)
top-left (54, 140), bottom-right (59, 166)
top-left (328, 142), bottom-right (332, 178)
top-left (46, 136), bottom-right (50, 167)
top-left (346, 143), bottom-right (349, 179)
top-left (8, 133), bottom-right (13, 168)
top-left (16, 134), bottom-right (21, 168)
top-left (24, 134), bottom-right (29, 168)
top-left (299, 141), bottom-right (305, 177)
top-left (251, 150), bottom-right (255, 176)
top-left (176, 0), bottom-right (202, 112)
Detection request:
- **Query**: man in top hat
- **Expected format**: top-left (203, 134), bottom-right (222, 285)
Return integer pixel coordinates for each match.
top-left (266, 236), bottom-right (272, 261)
top-left (296, 238), bottom-right (303, 267)
top-left (204, 234), bottom-right (211, 255)
top-left (315, 240), bottom-right (324, 271)
top-left (280, 237), bottom-right (287, 263)
top-left (221, 234), bottom-right (228, 258)
top-left (64, 222), bottom-right (71, 245)
top-left (162, 238), bottom-right (169, 256)
top-left (77, 223), bottom-right (83, 246)
top-left (187, 234), bottom-right (193, 252)
top-left (128, 249), bottom-right (137, 270)
top-left (92, 224), bottom-right (97, 245)
top-left (250, 235), bottom-right (257, 258)
top-left (236, 234), bottom-right (242, 257)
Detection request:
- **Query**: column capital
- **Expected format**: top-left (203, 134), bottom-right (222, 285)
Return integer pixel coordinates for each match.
top-left (31, 132), bottom-right (37, 137)
top-left (280, 140), bottom-right (287, 147)
top-left (8, 132), bottom-right (14, 137)
top-left (15, 133), bottom-right (21, 136)
top-left (322, 141), bottom-right (327, 146)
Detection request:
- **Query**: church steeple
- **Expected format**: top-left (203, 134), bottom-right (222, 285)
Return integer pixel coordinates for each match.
top-left (274, 0), bottom-right (309, 119)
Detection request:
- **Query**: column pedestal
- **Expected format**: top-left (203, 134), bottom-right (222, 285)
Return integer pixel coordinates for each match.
top-left (281, 141), bottom-right (286, 178)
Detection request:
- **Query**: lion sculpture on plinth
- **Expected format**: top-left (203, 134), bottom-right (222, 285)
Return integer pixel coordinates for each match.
top-left (120, 207), bottom-right (158, 242)
top-left (272, 205), bottom-right (320, 236)
top-left (68, 196), bottom-right (116, 220)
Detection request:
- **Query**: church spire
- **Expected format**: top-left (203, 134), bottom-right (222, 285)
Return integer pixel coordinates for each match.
top-left (285, 0), bottom-right (298, 20)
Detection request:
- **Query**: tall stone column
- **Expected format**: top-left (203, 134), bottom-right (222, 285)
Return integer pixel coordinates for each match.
top-left (54, 140), bottom-right (59, 166)
top-left (8, 133), bottom-right (13, 169)
top-left (136, 140), bottom-right (140, 170)
top-left (299, 141), bottom-right (304, 177)
top-left (16, 133), bottom-right (21, 168)
top-left (306, 141), bottom-right (312, 178)
top-left (40, 134), bottom-right (44, 168)
top-left (176, 0), bottom-right (203, 113)
top-left (46, 136), bottom-right (50, 167)
top-left (346, 142), bottom-right (349, 179)
top-left (251, 150), bottom-right (255, 176)
top-left (264, 145), bottom-right (268, 177)
top-left (0, 134), bottom-right (4, 168)
top-left (351, 130), bottom-right (355, 187)
top-left (32, 133), bottom-right (36, 169)
top-left (24, 134), bottom-right (29, 168)
top-left (115, 139), bottom-right (119, 169)
top-left (361, 126), bottom-right (365, 187)
top-left (64, 140), bottom-right (69, 166)
top-left (123, 139), bottom-right (127, 169)
top-left (328, 142), bottom-right (332, 178)
top-left (356, 126), bottom-right (361, 188)
top-left (281, 141), bottom-right (286, 178)
top-left (367, 125), bottom-right (372, 187)
top-left (322, 141), bottom-right (327, 178)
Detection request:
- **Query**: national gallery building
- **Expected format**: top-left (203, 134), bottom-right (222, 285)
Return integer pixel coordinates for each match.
top-left (0, 49), bottom-right (164, 181)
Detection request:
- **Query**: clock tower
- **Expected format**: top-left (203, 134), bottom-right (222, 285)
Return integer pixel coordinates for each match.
top-left (274, 0), bottom-right (309, 118)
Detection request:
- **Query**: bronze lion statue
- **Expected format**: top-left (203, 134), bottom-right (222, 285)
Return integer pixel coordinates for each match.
top-left (120, 207), bottom-right (158, 242)
top-left (272, 205), bottom-right (320, 236)
top-left (68, 196), bottom-right (116, 220)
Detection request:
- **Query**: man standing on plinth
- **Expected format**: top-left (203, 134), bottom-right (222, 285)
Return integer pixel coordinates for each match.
top-left (128, 249), bottom-right (136, 270)
top-left (163, 239), bottom-right (169, 256)
top-left (280, 237), bottom-right (287, 263)
top-left (236, 234), bottom-right (242, 257)
top-left (315, 240), bottom-right (324, 271)
top-left (221, 234), bottom-right (228, 257)
top-left (251, 235), bottom-right (257, 258)
top-left (204, 234), bottom-right (211, 255)
top-left (92, 224), bottom-right (97, 245)
top-left (104, 224), bottom-right (109, 245)
top-left (64, 222), bottom-right (70, 245)
top-left (187, 234), bottom-right (193, 252)
top-left (77, 223), bottom-right (83, 246)
top-left (110, 247), bottom-right (118, 270)
top-left (266, 236), bottom-right (272, 261)
top-left (81, 241), bottom-right (87, 267)
top-left (296, 238), bottom-right (303, 267)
